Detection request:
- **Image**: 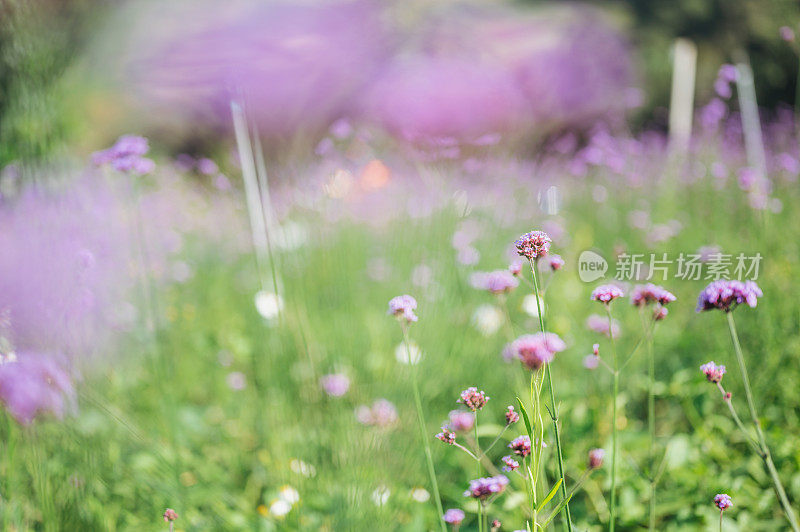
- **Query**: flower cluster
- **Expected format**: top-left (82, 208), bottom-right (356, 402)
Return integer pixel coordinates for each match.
top-left (508, 332), bottom-right (566, 371)
top-left (630, 283), bottom-right (676, 307)
top-left (319, 373), bottom-right (350, 397)
top-left (714, 493), bottom-right (733, 511)
top-left (505, 405), bottom-right (519, 425)
top-left (546, 254), bottom-right (565, 271)
top-left (163, 508), bottom-right (178, 522)
top-left (700, 361), bottom-right (726, 383)
top-left (0, 354), bottom-right (75, 425)
top-left (508, 260), bottom-right (523, 276)
top-left (458, 387), bottom-right (489, 411)
top-left (443, 508), bottom-right (465, 525)
top-left (387, 294), bottom-right (419, 322)
top-left (436, 426), bottom-right (456, 445)
top-left (696, 280), bottom-right (762, 312)
top-left (586, 314), bottom-right (620, 337)
top-left (514, 230), bottom-right (551, 260)
top-left (501, 455), bottom-right (520, 472)
top-left (588, 448), bottom-right (605, 469)
top-left (591, 284), bottom-right (625, 304)
top-left (508, 435), bottom-right (531, 457)
top-left (448, 410), bottom-right (475, 432)
top-left (92, 135), bottom-right (155, 174)
top-left (355, 399), bottom-right (398, 427)
top-left (470, 270), bottom-right (519, 294)
top-left (463, 475), bottom-right (509, 500)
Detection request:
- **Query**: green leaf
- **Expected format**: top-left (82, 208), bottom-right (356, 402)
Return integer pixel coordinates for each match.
top-left (539, 478), bottom-right (563, 509)
top-left (516, 397), bottom-right (533, 441)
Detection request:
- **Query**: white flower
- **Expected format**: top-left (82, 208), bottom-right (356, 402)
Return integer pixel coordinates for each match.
top-left (471, 304), bottom-right (503, 336)
top-left (269, 499), bottom-right (292, 517)
top-left (255, 291), bottom-right (283, 321)
top-left (411, 488), bottom-right (430, 503)
top-left (372, 485), bottom-right (390, 506)
top-left (279, 485), bottom-right (300, 505)
top-left (395, 341), bottom-right (422, 365)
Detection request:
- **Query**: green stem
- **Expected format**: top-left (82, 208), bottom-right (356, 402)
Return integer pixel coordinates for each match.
top-left (529, 260), bottom-right (572, 531)
top-left (403, 326), bottom-right (447, 532)
top-left (719, 510), bottom-right (723, 532)
top-left (606, 307), bottom-right (620, 532)
top-left (726, 312), bottom-right (800, 532)
top-left (641, 309), bottom-right (656, 531)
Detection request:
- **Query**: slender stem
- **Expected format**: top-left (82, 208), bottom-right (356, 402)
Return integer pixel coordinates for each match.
top-left (715, 382), bottom-right (760, 453)
top-left (475, 414), bottom-right (482, 477)
top-left (482, 424), bottom-right (510, 457)
top-left (640, 309), bottom-right (656, 532)
top-left (725, 312), bottom-right (800, 532)
top-left (529, 260), bottom-right (572, 531)
top-left (719, 510), bottom-right (723, 532)
top-left (403, 326), bottom-right (447, 532)
top-left (606, 306), bottom-right (620, 532)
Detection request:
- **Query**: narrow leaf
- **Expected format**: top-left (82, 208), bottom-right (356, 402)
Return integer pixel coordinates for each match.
top-left (516, 397), bottom-right (533, 441)
top-left (539, 478), bottom-right (563, 509)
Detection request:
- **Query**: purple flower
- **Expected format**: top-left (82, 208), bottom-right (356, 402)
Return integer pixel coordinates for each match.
top-left (501, 455), bottom-right (519, 472)
top-left (505, 405), bottom-right (519, 425)
top-left (781, 26), bottom-right (796, 42)
top-left (583, 355), bottom-right (599, 370)
top-left (588, 448), bottom-right (605, 469)
top-left (591, 284), bottom-right (624, 304)
top-left (443, 508), bottom-right (465, 525)
top-left (463, 475), bottom-right (509, 500)
top-left (630, 283), bottom-right (676, 307)
top-left (387, 295), bottom-right (418, 323)
top-left (714, 493), bottom-right (733, 511)
top-left (514, 230), bottom-right (551, 260)
top-left (470, 270), bottom-right (519, 294)
top-left (458, 387), bottom-right (489, 412)
top-left (355, 399), bottom-right (398, 428)
top-left (508, 260), bottom-right (523, 276)
top-left (163, 508), bottom-right (179, 522)
top-left (508, 333), bottom-right (566, 371)
top-left (320, 373), bottom-right (350, 397)
top-left (508, 435), bottom-right (532, 457)
top-left (696, 280), bottom-right (763, 312)
top-left (196, 158), bottom-right (219, 175)
top-left (92, 135), bottom-right (154, 174)
top-left (436, 426), bottom-right (456, 445)
top-left (586, 314), bottom-right (620, 337)
top-left (546, 254), bottom-right (565, 271)
top-left (0, 353), bottom-right (75, 425)
top-left (448, 410), bottom-right (475, 432)
top-left (700, 361), bottom-right (726, 383)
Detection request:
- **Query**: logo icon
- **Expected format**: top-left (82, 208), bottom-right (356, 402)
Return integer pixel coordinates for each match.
top-left (578, 250), bottom-right (608, 282)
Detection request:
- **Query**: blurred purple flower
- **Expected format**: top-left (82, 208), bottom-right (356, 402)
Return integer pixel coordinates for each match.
top-left (448, 410), bottom-right (475, 432)
top-left (587, 314), bottom-right (620, 337)
top-left (320, 373), bottom-right (350, 397)
top-left (700, 361), bottom-right (726, 383)
top-left (387, 295), bottom-right (418, 323)
top-left (509, 333), bottom-right (566, 371)
top-left (463, 475), bottom-right (509, 500)
top-left (443, 508), bottom-right (465, 525)
top-left (0, 353), bottom-right (75, 425)
top-left (591, 284), bottom-right (624, 304)
top-left (696, 280), bottom-right (762, 312)
top-left (470, 270), bottom-right (519, 294)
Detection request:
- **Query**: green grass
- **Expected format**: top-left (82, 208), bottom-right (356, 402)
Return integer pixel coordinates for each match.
top-left (2, 153), bottom-right (800, 531)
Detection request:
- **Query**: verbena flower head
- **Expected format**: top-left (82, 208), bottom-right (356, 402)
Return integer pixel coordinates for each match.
top-left (470, 270), bottom-right (519, 294)
top-left (700, 361), bottom-right (726, 383)
top-left (508, 260), bottom-right (523, 276)
top-left (501, 455), bottom-right (519, 472)
top-left (443, 508), bottom-right (465, 525)
top-left (448, 410), bottom-right (476, 432)
top-left (319, 373), bottom-right (350, 397)
top-left (653, 307), bottom-right (668, 321)
top-left (514, 230), bottom-right (551, 260)
top-left (355, 399), bottom-right (398, 427)
top-left (387, 295), bottom-right (418, 323)
top-left (0, 353), bottom-right (75, 425)
top-left (509, 333), bottom-right (566, 371)
top-left (163, 508), bottom-right (179, 522)
top-left (696, 280), bottom-right (762, 312)
top-left (505, 405), bottom-right (519, 425)
top-left (714, 494), bottom-right (733, 511)
top-left (436, 426), bottom-right (456, 445)
top-left (547, 254), bottom-right (565, 271)
top-left (630, 283), bottom-right (676, 306)
top-left (588, 448), bottom-right (605, 469)
top-left (92, 135), bottom-right (155, 174)
top-left (591, 284), bottom-right (624, 304)
top-left (508, 435), bottom-right (531, 457)
top-left (458, 387), bottom-right (489, 411)
top-left (463, 475), bottom-right (509, 500)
